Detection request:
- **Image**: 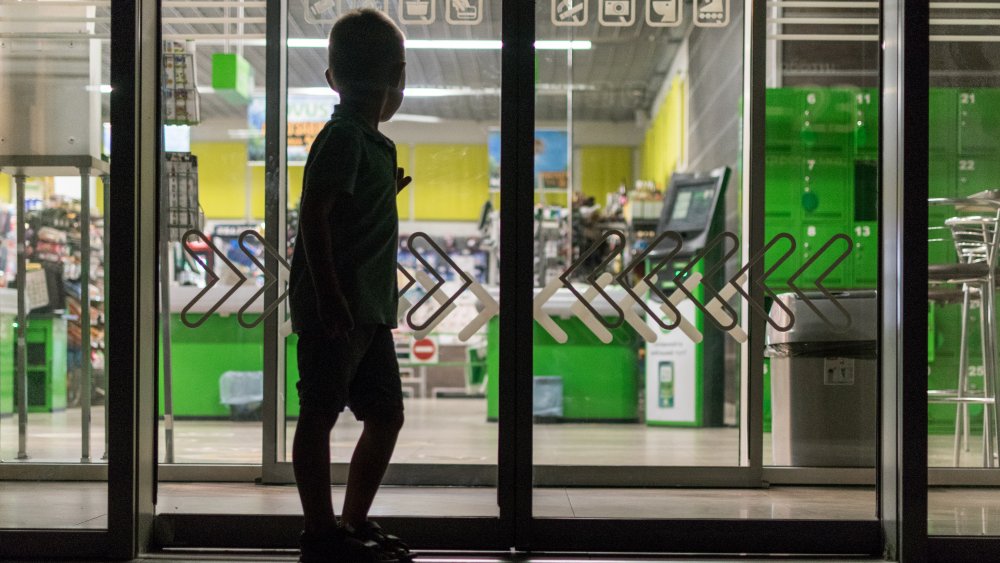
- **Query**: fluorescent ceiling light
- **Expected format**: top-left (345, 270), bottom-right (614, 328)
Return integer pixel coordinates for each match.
top-left (102, 84), bottom-right (500, 98)
top-left (288, 38), bottom-right (591, 50)
top-left (285, 86), bottom-right (497, 98)
top-left (535, 40), bottom-right (592, 50)
top-left (405, 39), bottom-right (502, 49)
top-left (167, 37), bottom-right (592, 50)
top-left (391, 113), bottom-right (444, 124)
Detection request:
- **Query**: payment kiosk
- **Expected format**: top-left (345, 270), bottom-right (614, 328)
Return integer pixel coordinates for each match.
top-left (644, 166), bottom-right (730, 427)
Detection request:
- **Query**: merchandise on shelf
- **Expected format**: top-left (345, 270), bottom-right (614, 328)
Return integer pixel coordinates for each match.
top-left (163, 40), bottom-right (202, 125)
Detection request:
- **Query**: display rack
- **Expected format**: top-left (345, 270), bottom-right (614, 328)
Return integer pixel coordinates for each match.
top-left (0, 155), bottom-right (109, 463)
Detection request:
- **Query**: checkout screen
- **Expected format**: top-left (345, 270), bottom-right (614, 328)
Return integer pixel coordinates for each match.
top-left (668, 183), bottom-right (716, 232)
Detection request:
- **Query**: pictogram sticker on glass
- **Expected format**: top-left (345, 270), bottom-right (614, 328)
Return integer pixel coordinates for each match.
top-left (599, 0), bottom-right (636, 27)
top-left (693, 0), bottom-right (728, 27)
top-left (552, 0), bottom-right (588, 26)
top-left (446, 0), bottom-right (483, 25)
top-left (399, 0), bottom-right (436, 24)
top-left (645, 0), bottom-right (681, 27)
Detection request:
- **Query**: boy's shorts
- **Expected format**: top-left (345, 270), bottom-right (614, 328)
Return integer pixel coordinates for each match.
top-left (295, 324), bottom-right (404, 420)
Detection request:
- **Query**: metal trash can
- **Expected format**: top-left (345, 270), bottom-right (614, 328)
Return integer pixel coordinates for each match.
top-left (766, 291), bottom-right (877, 467)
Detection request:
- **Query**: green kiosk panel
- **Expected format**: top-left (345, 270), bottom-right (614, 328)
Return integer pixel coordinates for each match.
top-left (644, 167), bottom-right (730, 427)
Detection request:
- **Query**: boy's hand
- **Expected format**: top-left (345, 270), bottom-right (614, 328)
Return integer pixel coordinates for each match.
top-left (396, 167), bottom-right (412, 194)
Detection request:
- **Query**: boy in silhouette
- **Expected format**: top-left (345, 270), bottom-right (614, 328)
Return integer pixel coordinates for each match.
top-left (288, 9), bottom-right (412, 563)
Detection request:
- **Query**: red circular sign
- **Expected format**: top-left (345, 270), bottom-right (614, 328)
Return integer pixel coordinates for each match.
top-left (412, 338), bottom-right (437, 361)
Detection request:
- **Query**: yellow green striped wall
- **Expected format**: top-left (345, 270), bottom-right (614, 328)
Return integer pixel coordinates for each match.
top-left (640, 76), bottom-right (686, 189)
top-left (190, 140), bottom-right (641, 222)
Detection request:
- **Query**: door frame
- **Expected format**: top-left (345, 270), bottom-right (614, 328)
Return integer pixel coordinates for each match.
top-left (0, 0), bottom-right (157, 559)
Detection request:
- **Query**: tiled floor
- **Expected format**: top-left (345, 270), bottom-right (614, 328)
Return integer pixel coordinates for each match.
top-left (131, 556), bottom-right (884, 562)
top-left (3, 400), bottom-right (1000, 538)
top-left (2, 400), bottom-right (990, 467)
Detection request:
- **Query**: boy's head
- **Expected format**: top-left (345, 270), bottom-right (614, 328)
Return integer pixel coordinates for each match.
top-left (326, 9), bottom-right (406, 121)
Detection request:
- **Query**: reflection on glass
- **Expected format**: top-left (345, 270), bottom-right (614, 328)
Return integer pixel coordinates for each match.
top-left (530, 2), bottom-right (746, 473)
top-left (156, 4), bottom-right (268, 464)
top-left (927, 1), bottom-right (1000, 538)
top-left (763, 1), bottom-right (880, 469)
top-left (0, 0), bottom-right (110, 528)
top-left (281, 2), bottom-right (501, 515)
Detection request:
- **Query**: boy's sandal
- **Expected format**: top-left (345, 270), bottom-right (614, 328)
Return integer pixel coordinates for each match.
top-left (300, 529), bottom-right (399, 563)
top-left (347, 520), bottom-right (414, 561)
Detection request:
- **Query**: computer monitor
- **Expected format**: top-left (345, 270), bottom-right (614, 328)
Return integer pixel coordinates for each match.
top-left (656, 167), bottom-right (728, 237)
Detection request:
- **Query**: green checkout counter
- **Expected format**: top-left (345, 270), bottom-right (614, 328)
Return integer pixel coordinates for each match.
top-left (484, 288), bottom-right (642, 422)
top-left (0, 286), bottom-right (67, 416)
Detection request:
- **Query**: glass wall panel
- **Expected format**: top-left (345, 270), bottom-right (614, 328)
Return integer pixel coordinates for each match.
top-left (0, 0), bottom-right (110, 528)
top-left (926, 1), bottom-right (1000, 537)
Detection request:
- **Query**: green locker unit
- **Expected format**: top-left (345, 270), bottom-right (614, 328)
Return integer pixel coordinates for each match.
top-left (930, 88), bottom-right (958, 155)
top-left (12, 315), bottom-right (67, 413)
top-left (955, 156), bottom-right (1000, 197)
top-left (958, 89), bottom-right (1000, 154)
top-left (766, 88), bottom-right (805, 153)
top-left (0, 314), bottom-right (13, 416)
top-left (802, 155), bottom-right (852, 221)
top-left (644, 167), bottom-right (730, 427)
top-left (800, 88), bottom-right (856, 154)
top-left (484, 315), bottom-right (640, 422)
top-left (929, 153), bottom-right (956, 199)
top-left (853, 88), bottom-right (879, 156)
top-left (928, 302), bottom-right (987, 434)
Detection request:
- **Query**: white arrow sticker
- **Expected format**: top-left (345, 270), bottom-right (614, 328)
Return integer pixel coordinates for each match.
top-left (459, 281), bottom-right (499, 341)
top-left (569, 272), bottom-right (615, 344)
top-left (534, 276), bottom-right (569, 343)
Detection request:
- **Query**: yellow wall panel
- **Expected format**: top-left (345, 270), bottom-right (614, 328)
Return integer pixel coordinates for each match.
top-left (396, 143), bottom-right (411, 220)
top-left (580, 147), bottom-right (633, 202)
top-left (0, 173), bottom-right (10, 204)
top-left (640, 77), bottom-right (685, 190)
top-left (413, 144), bottom-right (489, 221)
top-left (191, 141), bottom-right (248, 219)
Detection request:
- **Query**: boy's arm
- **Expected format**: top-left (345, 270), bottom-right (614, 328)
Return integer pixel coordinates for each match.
top-left (297, 129), bottom-right (362, 336)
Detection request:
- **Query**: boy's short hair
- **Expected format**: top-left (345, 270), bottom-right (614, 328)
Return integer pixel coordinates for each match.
top-left (328, 9), bottom-right (405, 93)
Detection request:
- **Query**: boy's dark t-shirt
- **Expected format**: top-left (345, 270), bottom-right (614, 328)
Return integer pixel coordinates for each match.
top-left (289, 105), bottom-right (399, 333)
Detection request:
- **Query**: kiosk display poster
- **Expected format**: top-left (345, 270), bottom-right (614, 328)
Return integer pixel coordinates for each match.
top-left (645, 300), bottom-right (700, 425)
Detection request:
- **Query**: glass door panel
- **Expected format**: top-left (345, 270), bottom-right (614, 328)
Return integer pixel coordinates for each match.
top-left (531, 0), bottom-right (745, 475)
top-left (0, 0), bottom-right (110, 528)
top-left (277, 1), bottom-right (502, 517)
top-left (156, 1), bottom-right (267, 467)
top-left (926, 2), bottom-right (1000, 537)
top-left (764, 1), bottom-right (881, 470)
top-left (530, 0), bottom-right (879, 521)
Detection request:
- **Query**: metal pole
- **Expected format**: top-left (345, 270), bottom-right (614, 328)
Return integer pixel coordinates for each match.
top-left (160, 179), bottom-right (175, 464)
top-left (566, 46), bottom-right (574, 270)
top-left (80, 168), bottom-right (92, 462)
top-left (261, 0), bottom-right (288, 480)
top-left (102, 173), bottom-right (110, 460)
top-left (15, 173), bottom-right (28, 460)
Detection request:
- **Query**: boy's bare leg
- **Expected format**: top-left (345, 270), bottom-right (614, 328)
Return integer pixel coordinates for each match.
top-left (341, 409), bottom-right (405, 528)
top-left (293, 410), bottom-right (340, 535)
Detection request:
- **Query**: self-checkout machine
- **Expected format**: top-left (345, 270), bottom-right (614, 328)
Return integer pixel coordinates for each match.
top-left (642, 167), bottom-right (733, 427)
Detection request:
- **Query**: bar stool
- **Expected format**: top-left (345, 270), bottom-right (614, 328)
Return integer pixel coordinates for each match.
top-left (928, 212), bottom-right (1000, 467)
